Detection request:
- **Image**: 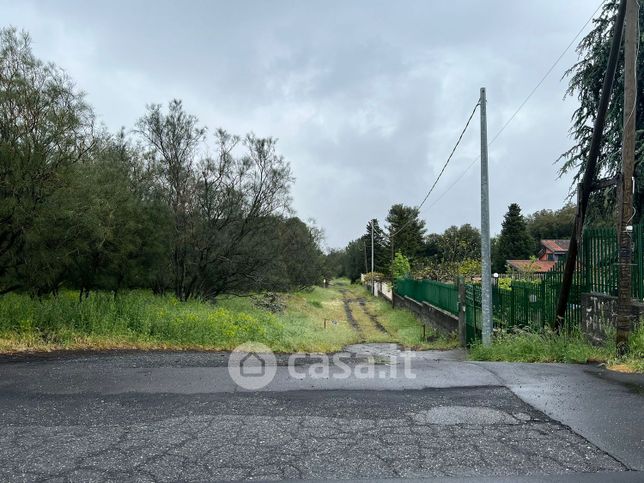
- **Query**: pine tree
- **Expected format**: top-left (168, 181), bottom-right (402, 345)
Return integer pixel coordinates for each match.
top-left (493, 204), bottom-right (534, 273)
top-left (385, 204), bottom-right (426, 260)
top-left (562, 0), bottom-right (644, 223)
top-left (363, 219), bottom-right (389, 274)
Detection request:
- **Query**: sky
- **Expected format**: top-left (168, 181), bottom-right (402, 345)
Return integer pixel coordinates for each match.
top-left (2, 0), bottom-right (603, 249)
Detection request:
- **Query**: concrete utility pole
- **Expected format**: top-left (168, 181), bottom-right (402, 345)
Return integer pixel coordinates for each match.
top-left (616, 0), bottom-right (638, 354)
top-left (480, 87), bottom-right (492, 346)
top-left (371, 219), bottom-right (376, 296)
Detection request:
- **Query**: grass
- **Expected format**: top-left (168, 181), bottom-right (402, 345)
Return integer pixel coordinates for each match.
top-left (0, 279), bottom-right (457, 354)
top-left (468, 325), bottom-right (644, 373)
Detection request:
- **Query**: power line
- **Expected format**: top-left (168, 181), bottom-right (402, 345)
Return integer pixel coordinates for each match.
top-left (389, 100), bottom-right (480, 239)
top-left (423, 0), bottom-right (608, 211)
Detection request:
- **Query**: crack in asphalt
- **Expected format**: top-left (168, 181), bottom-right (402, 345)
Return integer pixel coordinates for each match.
top-left (0, 387), bottom-right (627, 481)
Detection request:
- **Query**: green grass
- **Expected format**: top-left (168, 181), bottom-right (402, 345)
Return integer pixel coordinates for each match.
top-left (0, 279), bottom-right (457, 353)
top-left (468, 325), bottom-right (644, 372)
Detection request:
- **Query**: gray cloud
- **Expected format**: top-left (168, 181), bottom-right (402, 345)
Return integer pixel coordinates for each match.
top-left (1, 0), bottom-right (599, 247)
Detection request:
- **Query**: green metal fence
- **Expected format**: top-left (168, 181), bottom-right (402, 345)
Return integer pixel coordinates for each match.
top-left (399, 224), bottom-right (644, 345)
top-left (582, 225), bottom-right (644, 300)
top-left (395, 278), bottom-right (459, 315)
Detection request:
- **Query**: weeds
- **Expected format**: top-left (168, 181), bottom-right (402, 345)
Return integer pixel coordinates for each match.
top-left (0, 281), bottom-right (458, 354)
top-left (469, 324), bottom-right (644, 372)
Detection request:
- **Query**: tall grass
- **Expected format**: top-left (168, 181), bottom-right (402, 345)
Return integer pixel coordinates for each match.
top-left (0, 282), bottom-right (460, 354)
top-left (0, 290), bottom-right (284, 352)
top-left (469, 325), bottom-right (644, 372)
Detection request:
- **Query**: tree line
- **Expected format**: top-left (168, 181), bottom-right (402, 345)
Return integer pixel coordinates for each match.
top-left (0, 27), bottom-right (328, 299)
top-left (332, 202), bottom-right (576, 282)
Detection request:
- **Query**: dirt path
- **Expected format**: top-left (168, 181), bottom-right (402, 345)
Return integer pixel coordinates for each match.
top-left (357, 298), bottom-right (389, 334)
top-left (339, 289), bottom-right (363, 339)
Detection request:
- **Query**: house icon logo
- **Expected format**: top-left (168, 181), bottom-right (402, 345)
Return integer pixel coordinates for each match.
top-left (239, 352), bottom-right (266, 377)
top-left (228, 342), bottom-right (276, 390)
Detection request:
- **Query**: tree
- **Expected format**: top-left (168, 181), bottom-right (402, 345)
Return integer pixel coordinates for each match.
top-left (437, 224), bottom-right (481, 264)
top-left (385, 204), bottom-right (426, 259)
top-left (338, 238), bottom-right (367, 282)
top-left (525, 204), bottom-right (576, 251)
top-left (390, 252), bottom-right (411, 282)
top-left (136, 100), bottom-right (205, 300)
top-left (0, 27), bottom-right (94, 294)
top-left (493, 203), bottom-right (534, 273)
top-left (363, 219), bottom-right (389, 275)
top-left (561, 0), bottom-right (644, 223)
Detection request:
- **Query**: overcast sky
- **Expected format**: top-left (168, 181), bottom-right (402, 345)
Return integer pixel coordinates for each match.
top-left (2, 0), bottom-right (602, 248)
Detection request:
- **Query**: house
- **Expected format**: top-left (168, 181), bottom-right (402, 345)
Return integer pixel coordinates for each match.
top-left (505, 239), bottom-right (570, 274)
top-left (538, 239), bottom-right (570, 262)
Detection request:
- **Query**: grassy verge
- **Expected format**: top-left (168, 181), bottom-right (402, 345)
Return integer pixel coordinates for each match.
top-left (468, 325), bottom-right (644, 373)
top-left (0, 279), bottom-right (457, 354)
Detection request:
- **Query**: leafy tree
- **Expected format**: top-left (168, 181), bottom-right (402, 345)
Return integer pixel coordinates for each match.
top-left (437, 224), bottom-right (481, 264)
top-left (562, 0), bottom-right (644, 223)
top-left (493, 203), bottom-right (534, 273)
top-left (340, 238), bottom-right (367, 282)
top-left (385, 204), bottom-right (426, 259)
top-left (525, 204), bottom-right (575, 251)
top-left (422, 233), bottom-right (442, 260)
top-left (272, 217), bottom-right (325, 290)
top-left (390, 252), bottom-right (411, 281)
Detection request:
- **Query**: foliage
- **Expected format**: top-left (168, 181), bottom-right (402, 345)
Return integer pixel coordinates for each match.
top-left (436, 224), bottom-right (481, 264)
top-left (390, 252), bottom-right (411, 281)
top-left (0, 283), bottom-right (458, 353)
top-left (492, 203), bottom-right (534, 273)
top-left (411, 258), bottom-right (480, 283)
top-left (561, 0), bottom-right (644, 223)
top-left (0, 27), bottom-right (94, 295)
top-left (363, 271), bottom-right (385, 283)
top-left (0, 28), bottom-right (324, 299)
top-left (385, 204), bottom-right (426, 260)
top-left (469, 327), bottom-right (613, 364)
top-left (363, 219), bottom-right (390, 275)
top-left (497, 277), bottom-right (512, 290)
top-left (525, 204), bottom-right (576, 252)
top-left (336, 238), bottom-right (367, 282)
top-left (470, 324), bottom-right (644, 372)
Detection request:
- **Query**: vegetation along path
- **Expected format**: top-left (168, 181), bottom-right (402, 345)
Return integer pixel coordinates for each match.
top-left (0, 279), bottom-right (457, 354)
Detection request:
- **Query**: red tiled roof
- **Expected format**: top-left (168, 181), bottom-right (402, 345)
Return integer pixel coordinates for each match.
top-left (540, 239), bottom-right (570, 253)
top-left (506, 259), bottom-right (557, 273)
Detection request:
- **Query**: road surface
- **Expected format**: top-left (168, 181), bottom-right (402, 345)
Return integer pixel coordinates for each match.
top-left (0, 345), bottom-right (642, 481)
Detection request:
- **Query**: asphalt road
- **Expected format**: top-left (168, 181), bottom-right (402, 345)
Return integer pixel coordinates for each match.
top-left (0, 345), bottom-right (642, 482)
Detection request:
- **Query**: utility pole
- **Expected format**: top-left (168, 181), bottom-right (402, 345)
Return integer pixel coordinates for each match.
top-left (371, 219), bottom-right (376, 296)
top-left (480, 87), bottom-right (492, 346)
top-left (390, 235), bottom-right (395, 307)
top-left (616, 0), bottom-right (638, 354)
top-left (556, 0), bottom-right (628, 329)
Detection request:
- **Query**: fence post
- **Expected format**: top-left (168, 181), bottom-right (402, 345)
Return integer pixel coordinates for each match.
top-left (458, 278), bottom-right (466, 347)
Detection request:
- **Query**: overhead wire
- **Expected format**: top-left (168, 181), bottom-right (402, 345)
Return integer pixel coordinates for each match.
top-left (388, 100), bottom-right (480, 239)
top-left (422, 0), bottom-right (609, 212)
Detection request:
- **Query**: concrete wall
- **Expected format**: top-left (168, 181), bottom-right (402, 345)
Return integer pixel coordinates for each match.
top-left (581, 292), bottom-right (644, 343)
top-left (392, 292), bottom-right (458, 335)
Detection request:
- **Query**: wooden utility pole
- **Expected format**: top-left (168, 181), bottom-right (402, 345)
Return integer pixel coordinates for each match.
top-left (616, 0), bottom-right (638, 354)
top-left (556, 0), bottom-right (628, 329)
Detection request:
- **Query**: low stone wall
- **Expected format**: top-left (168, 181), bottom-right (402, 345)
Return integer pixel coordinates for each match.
top-left (392, 293), bottom-right (458, 335)
top-left (581, 292), bottom-right (644, 342)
